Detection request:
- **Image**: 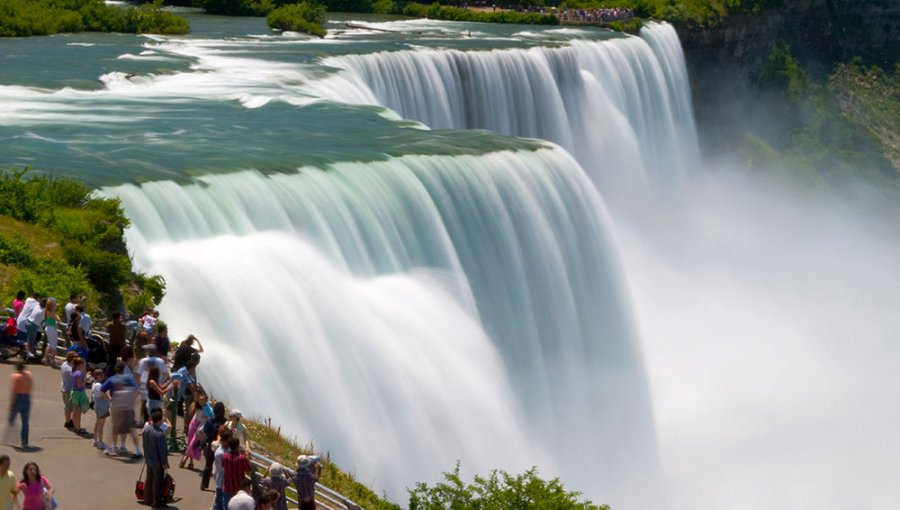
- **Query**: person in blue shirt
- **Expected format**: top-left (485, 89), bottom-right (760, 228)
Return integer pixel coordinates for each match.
top-left (101, 362), bottom-right (142, 458)
top-left (169, 357), bottom-right (199, 449)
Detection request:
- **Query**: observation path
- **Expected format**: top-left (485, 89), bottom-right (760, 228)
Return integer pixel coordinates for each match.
top-left (0, 362), bottom-right (210, 509)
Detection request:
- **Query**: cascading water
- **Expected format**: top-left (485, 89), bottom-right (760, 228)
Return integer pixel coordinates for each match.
top-left (108, 147), bottom-right (662, 507)
top-left (322, 22), bottom-right (700, 199)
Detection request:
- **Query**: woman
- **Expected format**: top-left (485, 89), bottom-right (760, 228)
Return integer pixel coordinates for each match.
top-left (70, 357), bottom-right (90, 434)
top-left (145, 365), bottom-right (174, 414)
top-left (261, 463), bottom-right (293, 510)
top-left (180, 392), bottom-right (212, 469)
top-left (200, 401), bottom-right (227, 491)
top-left (42, 299), bottom-right (59, 367)
top-left (17, 462), bottom-right (54, 510)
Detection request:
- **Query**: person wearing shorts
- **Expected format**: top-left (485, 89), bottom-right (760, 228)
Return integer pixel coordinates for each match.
top-left (60, 351), bottom-right (77, 430)
top-left (101, 362), bottom-right (142, 458)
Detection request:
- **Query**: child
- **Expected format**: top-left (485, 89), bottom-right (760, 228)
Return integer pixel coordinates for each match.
top-left (70, 357), bottom-right (90, 435)
top-left (180, 392), bottom-right (212, 469)
top-left (91, 369), bottom-right (110, 449)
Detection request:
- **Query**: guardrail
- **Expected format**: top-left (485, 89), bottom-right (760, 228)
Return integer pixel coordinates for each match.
top-left (248, 451), bottom-right (364, 510)
top-left (2, 314), bottom-right (364, 510)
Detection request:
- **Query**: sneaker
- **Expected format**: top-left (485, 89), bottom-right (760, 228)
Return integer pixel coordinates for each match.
top-left (103, 448), bottom-right (116, 456)
top-left (131, 451), bottom-right (143, 459)
top-left (117, 446), bottom-right (129, 456)
top-left (64, 420), bottom-right (74, 430)
top-left (92, 440), bottom-right (99, 448)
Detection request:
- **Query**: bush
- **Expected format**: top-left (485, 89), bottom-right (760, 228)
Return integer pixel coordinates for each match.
top-left (408, 464), bottom-right (608, 510)
top-left (403, 2), bottom-right (558, 24)
top-left (267, 2), bottom-right (327, 37)
top-left (0, 0), bottom-right (189, 37)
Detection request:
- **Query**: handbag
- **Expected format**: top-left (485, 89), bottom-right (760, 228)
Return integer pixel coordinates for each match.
top-left (135, 463), bottom-right (146, 500)
top-left (40, 479), bottom-right (58, 509)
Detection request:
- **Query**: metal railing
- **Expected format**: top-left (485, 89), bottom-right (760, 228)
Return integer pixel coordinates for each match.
top-left (248, 450), bottom-right (364, 510)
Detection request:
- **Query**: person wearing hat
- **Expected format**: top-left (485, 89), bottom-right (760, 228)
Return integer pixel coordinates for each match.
top-left (293, 455), bottom-right (321, 510)
top-left (225, 410), bottom-right (250, 455)
top-left (261, 462), bottom-right (293, 510)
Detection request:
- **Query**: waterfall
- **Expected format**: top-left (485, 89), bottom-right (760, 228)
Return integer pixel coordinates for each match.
top-left (322, 22), bottom-right (699, 200)
top-left (108, 147), bottom-right (661, 507)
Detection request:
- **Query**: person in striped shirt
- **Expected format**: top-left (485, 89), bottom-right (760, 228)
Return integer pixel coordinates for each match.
top-left (222, 436), bottom-right (253, 505)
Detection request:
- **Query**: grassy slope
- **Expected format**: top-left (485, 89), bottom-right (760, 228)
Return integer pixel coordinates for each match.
top-left (246, 418), bottom-right (401, 510)
top-left (829, 63), bottom-right (900, 172)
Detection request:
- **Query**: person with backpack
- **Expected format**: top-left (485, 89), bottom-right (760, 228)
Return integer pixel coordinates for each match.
top-left (142, 408), bottom-right (169, 509)
top-left (16, 462), bottom-right (54, 510)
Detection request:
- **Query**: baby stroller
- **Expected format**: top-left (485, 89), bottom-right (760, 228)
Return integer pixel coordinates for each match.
top-left (86, 334), bottom-right (108, 372)
top-left (0, 316), bottom-right (22, 361)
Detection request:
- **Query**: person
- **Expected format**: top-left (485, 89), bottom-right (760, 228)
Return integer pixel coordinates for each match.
top-left (76, 305), bottom-right (92, 339)
top-left (16, 462), bottom-right (53, 510)
top-left (63, 294), bottom-right (78, 331)
top-left (11, 292), bottom-right (25, 321)
top-left (105, 312), bottom-right (126, 377)
top-left (261, 462), bottom-right (292, 510)
top-left (256, 489), bottom-right (280, 510)
top-left (180, 391), bottom-right (211, 470)
top-left (67, 311), bottom-right (86, 352)
top-left (59, 351), bottom-right (76, 430)
top-left (170, 357), bottom-right (198, 446)
top-left (100, 362), bottom-right (142, 458)
top-left (152, 324), bottom-right (171, 362)
top-left (91, 368), bottom-right (110, 450)
top-left (146, 365), bottom-right (174, 415)
top-left (69, 357), bottom-right (90, 435)
top-left (293, 455), bottom-right (322, 510)
top-left (222, 436), bottom-right (252, 504)
top-left (201, 402), bottom-right (227, 491)
top-left (142, 408), bottom-right (169, 510)
top-left (15, 295), bottom-right (40, 356)
top-left (140, 309), bottom-right (157, 335)
top-left (172, 335), bottom-right (204, 371)
top-left (226, 478), bottom-right (255, 510)
top-left (0, 455), bottom-right (16, 510)
top-left (226, 409), bottom-right (250, 454)
top-left (121, 346), bottom-right (136, 376)
top-left (212, 427), bottom-right (233, 510)
top-left (41, 299), bottom-right (59, 367)
top-left (7, 363), bottom-right (33, 448)
top-left (136, 345), bottom-right (169, 424)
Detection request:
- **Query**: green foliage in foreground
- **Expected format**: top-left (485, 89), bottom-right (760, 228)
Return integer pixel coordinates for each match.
top-left (403, 3), bottom-right (559, 25)
top-left (0, 0), bottom-right (189, 37)
top-left (409, 464), bottom-right (608, 510)
top-left (0, 168), bottom-right (165, 317)
top-left (267, 2), bottom-right (326, 36)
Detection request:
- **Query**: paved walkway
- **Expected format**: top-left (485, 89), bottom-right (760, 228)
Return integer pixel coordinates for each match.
top-left (0, 362), bottom-right (212, 509)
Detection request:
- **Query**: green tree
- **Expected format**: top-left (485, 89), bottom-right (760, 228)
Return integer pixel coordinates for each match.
top-left (408, 464), bottom-right (608, 510)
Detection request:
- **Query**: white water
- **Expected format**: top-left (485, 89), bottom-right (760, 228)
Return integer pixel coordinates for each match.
top-left (323, 22), bottom-right (699, 200)
top-left (109, 148), bottom-right (661, 507)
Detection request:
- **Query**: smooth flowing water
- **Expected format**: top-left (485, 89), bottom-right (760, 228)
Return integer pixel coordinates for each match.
top-left (2, 11), bottom-right (897, 510)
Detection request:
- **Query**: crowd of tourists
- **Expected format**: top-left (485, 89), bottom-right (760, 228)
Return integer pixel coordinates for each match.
top-left (1, 292), bottom-right (323, 510)
top-left (557, 6), bottom-right (634, 23)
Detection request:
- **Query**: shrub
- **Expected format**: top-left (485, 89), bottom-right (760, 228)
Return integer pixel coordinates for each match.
top-left (408, 464), bottom-right (608, 510)
top-left (402, 2), bottom-right (559, 24)
top-left (0, 0), bottom-right (189, 37)
top-left (267, 2), bottom-right (327, 37)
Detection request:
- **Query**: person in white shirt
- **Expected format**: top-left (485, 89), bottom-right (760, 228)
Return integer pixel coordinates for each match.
top-left (227, 479), bottom-right (255, 510)
top-left (63, 294), bottom-right (78, 331)
top-left (136, 345), bottom-right (169, 423)
top-left (77, 305), bottom-right (92, 337)
top-left (16, 295), bottom-right (43, 355)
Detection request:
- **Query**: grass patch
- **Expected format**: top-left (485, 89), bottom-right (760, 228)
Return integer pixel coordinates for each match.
top-left (245, 417), bottom-right (401, 510)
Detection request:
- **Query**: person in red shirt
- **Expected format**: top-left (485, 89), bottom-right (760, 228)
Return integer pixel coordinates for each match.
top-left (222, 436), bottom-right (253, 504)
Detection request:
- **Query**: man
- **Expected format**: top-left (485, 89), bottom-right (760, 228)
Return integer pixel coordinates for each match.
top-left (172, 335), bottom-right (204, 371)
top-left (105, 312), bottom-right (126, 377)
top-left (142, 408), bottom-right (169, 509)
top-left (101, 362), bottom-right (142, 458)
top-left (63, 294), bottom-right (78, 330)
top-left (60, 351), bottom-right (76, 430)
top-left (152, 324), bottom-right (171, 363)
top-left (170, 357), bottom-right (198, 448)
top-left (227, 478), bottom-right (255, 510)
top-left (0, 455), bottom-right (16, 510)
top-left (136, 345), bottom-right (169, 424)
top-left (7, 363), bottom-right (33, 448)
top-left (293, 455), bottom-right (321, 510)
top-left (222, 436), bottom-right (253, 504)
top-left (76, 305), bottom-right (92, 338)
top-left (213, 428), bottom-right (234, 510)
